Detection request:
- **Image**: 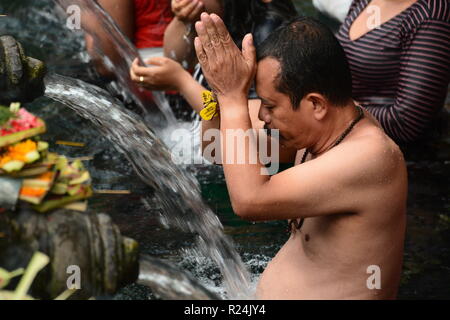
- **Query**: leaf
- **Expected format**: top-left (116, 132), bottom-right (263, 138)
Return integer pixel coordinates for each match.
top-left (12, 252), bottom-right (49, 300)
top-left (54, 289), bottom-right (77, 300)
top-left (0, 268), bottom-right (25, 289)
top-left (0, 106), bottom-right (15, 127)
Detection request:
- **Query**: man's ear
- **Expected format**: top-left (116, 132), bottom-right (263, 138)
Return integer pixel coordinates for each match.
top-left (305, 93), bottom-right (328, 121)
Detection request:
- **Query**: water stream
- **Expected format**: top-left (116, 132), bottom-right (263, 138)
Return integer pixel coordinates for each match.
top-left (38, 0), bottom-right (254, 299)
top-left (53, 0), bottom-right (177, 129)
top-left (137, 254), bottom-right (220, 300)
top-left (44, 73), bottom-right (251, 299)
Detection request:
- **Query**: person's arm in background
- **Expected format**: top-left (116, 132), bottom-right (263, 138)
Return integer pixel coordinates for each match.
top-left (130, 56), bottom-right (204, 110)
top-left (163, 0), bottom-right (204, 68)
top-left (84, 0), bottom-right (135, 79)
top-left (362, 18), bottom-right (450, 144)
top-left (164, 0), bottom-right (224, 68)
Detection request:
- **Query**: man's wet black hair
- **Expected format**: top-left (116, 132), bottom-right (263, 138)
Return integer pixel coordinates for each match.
top-left (223, 0), bottom-right (298, 48)
top-left (257, 16), bottom-right (353, 109)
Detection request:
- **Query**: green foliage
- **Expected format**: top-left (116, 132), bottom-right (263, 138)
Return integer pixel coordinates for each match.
top-left (0, 251), bottom-right (77, 300)
top-left (0, 105), bottom-right (14, 126)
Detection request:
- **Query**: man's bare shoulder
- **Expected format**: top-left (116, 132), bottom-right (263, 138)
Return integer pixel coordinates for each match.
top-left (349, 126), bottom-right (405, 173)
top-left (318, 125), bottom-right (406, 187)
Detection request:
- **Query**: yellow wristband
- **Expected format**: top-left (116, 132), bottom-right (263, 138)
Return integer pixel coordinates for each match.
top-left (200, 90), bottom-right (219, 121)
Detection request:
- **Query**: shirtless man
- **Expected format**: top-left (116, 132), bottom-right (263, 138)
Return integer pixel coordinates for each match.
top-left (193, 14), bottom-right (407, 299)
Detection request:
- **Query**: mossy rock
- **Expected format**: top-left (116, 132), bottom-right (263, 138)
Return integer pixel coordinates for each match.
top-left (0, 207), bottom-right (139, 299)
top-left (0, 35), bottom-right (47, 104)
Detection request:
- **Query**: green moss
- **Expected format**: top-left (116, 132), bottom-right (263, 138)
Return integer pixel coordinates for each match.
top-left (0, 105), bottom-right (14, 126)
top-left (25, 57), bottom-right (46, 81)
top-left (1, 37), bottom-right (23, 86)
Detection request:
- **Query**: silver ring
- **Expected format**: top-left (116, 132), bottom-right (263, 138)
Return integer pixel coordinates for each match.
top-left (139, 76), bottom-right (144, 83)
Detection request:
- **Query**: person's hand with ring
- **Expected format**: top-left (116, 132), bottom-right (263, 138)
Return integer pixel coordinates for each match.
top-left (129, 57), bottom-right (191, 91)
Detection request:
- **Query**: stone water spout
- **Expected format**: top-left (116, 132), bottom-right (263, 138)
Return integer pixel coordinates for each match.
top-left (1, 208), bottom-right (220, 300)
top-left (0, 208), bottom-right (139, 299)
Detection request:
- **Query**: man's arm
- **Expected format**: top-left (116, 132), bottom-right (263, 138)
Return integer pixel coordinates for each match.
top-left (228, 141), bottom-right (386, 221)
top-left (217, 96), bottom-right (384, 221)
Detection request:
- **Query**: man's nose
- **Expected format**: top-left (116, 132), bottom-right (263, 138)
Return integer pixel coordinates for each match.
top-left (258, 106), bottom-right (270, 123)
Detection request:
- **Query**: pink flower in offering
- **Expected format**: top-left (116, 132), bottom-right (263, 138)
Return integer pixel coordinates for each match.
top-left (1, 109), bottom-right (41, 136)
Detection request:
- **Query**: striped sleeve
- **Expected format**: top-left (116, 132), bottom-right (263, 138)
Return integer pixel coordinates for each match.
top-left (362, 18), bottom-right (450, 143)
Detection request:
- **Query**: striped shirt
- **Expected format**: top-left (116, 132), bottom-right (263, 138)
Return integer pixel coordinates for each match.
top-left (336, 0), bottom-right (450, 143)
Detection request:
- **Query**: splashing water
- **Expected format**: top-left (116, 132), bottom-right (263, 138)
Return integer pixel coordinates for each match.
top-left (137, 254), bottom-right (220, 300)
top-left (44, 74), bottom-right (252, 299)
top-left (53, 0), bottom-right (177, 129)
top-left (22, 0), bottom-right (252, 299)
top-left (52, 0), bottom-right (204, 165)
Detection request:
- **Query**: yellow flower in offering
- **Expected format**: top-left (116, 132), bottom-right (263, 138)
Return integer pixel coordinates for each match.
top-left (0, 140), bottom-right (40, 172)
